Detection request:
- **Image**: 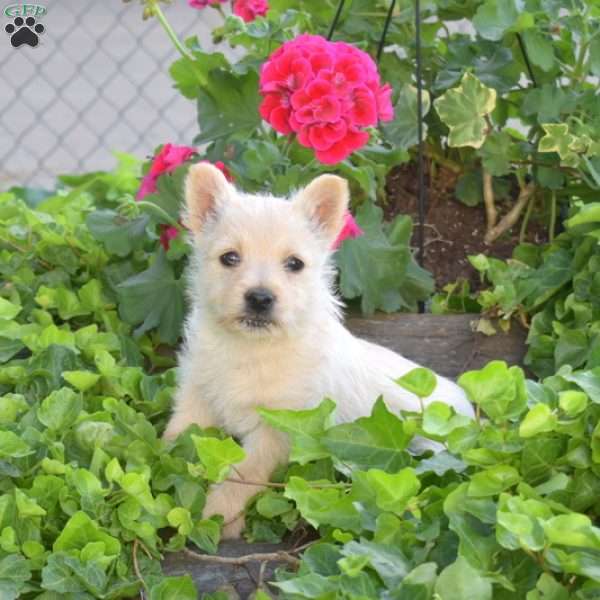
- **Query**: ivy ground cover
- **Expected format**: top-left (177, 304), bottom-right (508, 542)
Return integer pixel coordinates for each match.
top-left (2, 163), bottom-right (600, 599)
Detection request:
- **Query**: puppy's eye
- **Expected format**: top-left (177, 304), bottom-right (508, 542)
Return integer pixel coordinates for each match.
top-left (220, 251), bottom-right (241, 267)
top-left (284, 256), bottom-right (305, 272)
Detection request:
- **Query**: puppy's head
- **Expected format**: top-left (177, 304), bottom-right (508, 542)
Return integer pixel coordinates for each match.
top-left (184, 163), bottom-right (348, 337)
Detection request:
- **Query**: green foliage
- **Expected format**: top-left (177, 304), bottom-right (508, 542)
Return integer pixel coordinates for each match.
top-left (3, 180), bottom-right (600, 598)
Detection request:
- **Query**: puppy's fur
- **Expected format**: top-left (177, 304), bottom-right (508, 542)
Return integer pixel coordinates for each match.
top-left (164, 163), bottom-right (474, 537)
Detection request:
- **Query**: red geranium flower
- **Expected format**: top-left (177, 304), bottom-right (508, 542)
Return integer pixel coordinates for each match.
top-left (233, 0), bottom-right (269, 22)
top-left (137, 145), bottom-right (232, 250)
top-left (333, 212), bottom-right (364, 249)
top-left (259, 34), bottom-right (394, 164)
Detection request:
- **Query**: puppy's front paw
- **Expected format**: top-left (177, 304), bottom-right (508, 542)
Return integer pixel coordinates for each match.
top-left (203, 482), bottom-right (247, 538)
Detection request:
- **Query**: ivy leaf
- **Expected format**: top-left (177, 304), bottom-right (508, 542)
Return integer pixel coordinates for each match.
top-left (519, 404), bottom-right (557, 438)
top-left (191, 436), bottom-right (245, 482)
top-left (0, 554), bottom-right (30, 600)
top-left (117, 249), bottom-right (185, 344)
top-left (364, 467), bottom-right (420, 514)
top-left (284, 476), bottom-right (361, 532)
top-left (37, 387), bottom-right (83, 432)
top-left (538, 124), bottom-right (579, 167)
top-left (0, 298), bottom-right (21, 321)
top-left (149, 575), bottom-right (197, 600)
top-left (382, 85), bottom-right (430, 150)
top-left (321, 397), bottom-right (412, 472)
top-left (0, 431), bottom-right (33, 458)
top-left (458, 361), bottom-right (527, 421)
top-left (434, 73), bottom-right (497, 149)
top-left (259, 398), bottom-right (336, 465)
top-left (395, 367), bottom-right (437, 399)
top-left (434, 556), bottom-right (492, 600)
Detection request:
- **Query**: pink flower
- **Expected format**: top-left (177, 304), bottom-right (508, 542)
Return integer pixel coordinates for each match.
top-left (333, 212), bottom-right (364, 249)
top-left (136, 143), bottom-right (196, 200)
top-left (159, 225), bottom-right (180, 251)
top-left (259, 34), bottom-right (394, 164)
top-left (188, 0), bottom-right (227, 9)
top-left (233, 0), bottom-right (269, 22)
top-left (137, 147), bottom-right (232, 249)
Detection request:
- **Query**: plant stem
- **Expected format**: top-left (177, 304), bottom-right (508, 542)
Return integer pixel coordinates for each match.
top-left (153, 3), bottom-right (193, 60)
top-left (482, 170), bottom-right (497, 233)
top-left (183, 546), bottom-right (301, 567)
top-left (484, 182), bottom-right (535, 245)
top-left (519, 188), bottom-right (535, 243)
top-left (549, 190), bottom-right (557, 242)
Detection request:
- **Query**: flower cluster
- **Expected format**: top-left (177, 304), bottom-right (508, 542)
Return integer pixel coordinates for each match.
top-left (259, 34), bottom-right (393, 164)
top-left (233, 0), bottom-right (269, 22)
top-left (136, 144), bottom-right (231, 250)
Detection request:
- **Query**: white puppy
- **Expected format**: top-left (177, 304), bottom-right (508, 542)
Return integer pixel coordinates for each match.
top-left (163, 163), bottom-right (474, 538)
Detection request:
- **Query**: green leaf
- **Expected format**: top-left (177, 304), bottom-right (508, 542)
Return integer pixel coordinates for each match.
top-left (364, 467), bottom-right (420, 513)
top-left (392, 562), bottom-right (437, 599)
top-left (337, 203), bottom-right (432, 314)
top-left (473, 0), bottom-right (522, 41)
top-left (0, 554), bottom-right (30, 600)
top-left (558, 390), bottom-right (588, 417)
top-left (479, 131), bottom-right (512, 176)
top-left (195, 69), bottom-right (262, 144)
top-left (395, 367), bottom-right (437, 399)
top-left (191, 435), bottom-right (245, 482)
top-left (434, 72), bottom-right (496, 148)
top-left (543, 514), bottom-right (600, 550)
top-left (519, 404), bottom-right (557, 438)
top-left (468, 465), bottom-right (520, 497)
top-left (259, 399), bottom-right (335, 465)
top-left (149, 575), bottom-right (197, 600)
top-left (87, 209), bottom-right (150, 257)
top-left (62, 370), bottom-right (100, 392)
top-left (284, 476), bottom-right (361, 532)
top-left (0, 298), bottom-right (21, 321)
top-left (434, 556), bottom-right (492, 600)
top-left (322, 397), bottom-right (411, 472)
top-left (53, 511), bottom-right (121, 557)
top-left (37, 387), bottom-right (83, 431)
top-left (422, 402), bottom-right (471, 437)
top-left (526, 573), bottom-right (569, 600)
top-left (0, 430), bottom-right (33, 458)
top-left (458, 361), bottom-right (527, 421)
top-left (522, 30), bottom-right (555, 72)
top-left (117, 249), bottom-right (185, 344)
top-left (538, 124), bottom-right (579, 167)
top-left (382, 85), bottom-right (430, 150)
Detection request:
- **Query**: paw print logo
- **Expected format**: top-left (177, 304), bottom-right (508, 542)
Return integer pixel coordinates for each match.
top-left (5, 16), bottom-right (44, 48)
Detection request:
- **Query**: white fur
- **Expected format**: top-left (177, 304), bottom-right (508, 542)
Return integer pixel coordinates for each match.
top-left (164, 165), bottom-right (474, 537)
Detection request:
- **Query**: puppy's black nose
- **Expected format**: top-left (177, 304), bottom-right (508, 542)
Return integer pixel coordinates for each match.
top-left (244, 287), bottom-right (275, 313)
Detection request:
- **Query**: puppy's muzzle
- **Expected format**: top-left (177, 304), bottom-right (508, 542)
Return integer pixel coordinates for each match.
top-left (244, 287), bottom-right (276, 315)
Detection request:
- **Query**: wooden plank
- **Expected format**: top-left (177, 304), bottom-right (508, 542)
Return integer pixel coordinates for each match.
top-left (162, 314), bottom-right (527, 596)
top-left (346, 313), bottom-right (526, 378)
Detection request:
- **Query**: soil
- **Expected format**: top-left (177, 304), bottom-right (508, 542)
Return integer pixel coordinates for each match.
top-left (384, 162), bottom-right (548, 291)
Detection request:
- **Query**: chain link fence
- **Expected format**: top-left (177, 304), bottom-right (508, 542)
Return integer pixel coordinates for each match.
top-left (0, 0), bottom-right (221, 189)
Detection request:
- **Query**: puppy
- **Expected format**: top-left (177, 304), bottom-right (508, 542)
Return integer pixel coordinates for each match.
top-left (163, 163), bottom-right (474, 538)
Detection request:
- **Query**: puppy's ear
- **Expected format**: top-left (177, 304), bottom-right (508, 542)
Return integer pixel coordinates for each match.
top-left (184, 163), bottom-right (233, 234)
top-left (295, 174), bottom-right (349, 243)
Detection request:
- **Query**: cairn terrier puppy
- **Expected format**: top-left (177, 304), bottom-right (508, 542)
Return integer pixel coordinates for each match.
top-left (163, 163), bottom-right (474, 538)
